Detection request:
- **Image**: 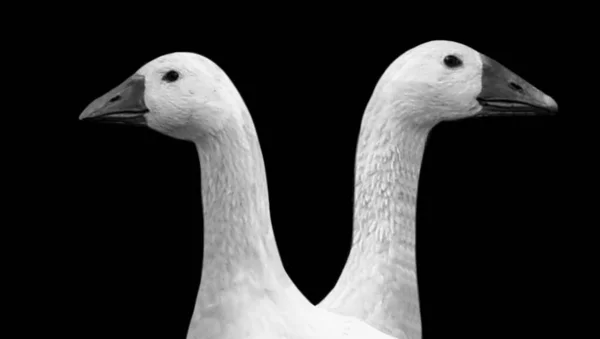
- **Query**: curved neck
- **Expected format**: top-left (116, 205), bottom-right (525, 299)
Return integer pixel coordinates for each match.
top-left (351, 102), bottom-right (432, 260)
top-left (321, 99), bottom-right (432, 339)
top-left (194, 115), bottom-right (292, 301)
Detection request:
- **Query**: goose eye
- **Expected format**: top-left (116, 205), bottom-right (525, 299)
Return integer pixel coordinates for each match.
top-left (162, 70), bottom-right (180, 82)
top-left (443, 55), bottom-right (463, 68)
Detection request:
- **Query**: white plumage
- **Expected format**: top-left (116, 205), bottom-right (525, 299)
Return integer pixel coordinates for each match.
top-left (80, 52), bottom-right (398, 339)
top-left (317, 40), bottom-right (557, 339)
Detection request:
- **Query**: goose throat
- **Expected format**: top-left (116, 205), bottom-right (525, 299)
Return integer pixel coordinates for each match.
top-left (195, 123), bottom-right (284, 290)
top-left (353, 120), bottom-right (432, 257)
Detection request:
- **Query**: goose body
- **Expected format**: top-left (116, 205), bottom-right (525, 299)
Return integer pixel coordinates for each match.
top-left (79, 53), bottom-right (397, 339)
top-left (317, 40), bottom-right (558, 339)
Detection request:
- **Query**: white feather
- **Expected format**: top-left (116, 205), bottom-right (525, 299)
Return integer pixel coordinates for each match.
top-left (318, 40), bottom-right (557, 339)
top-left (84, 52), bottom-right (398, 339)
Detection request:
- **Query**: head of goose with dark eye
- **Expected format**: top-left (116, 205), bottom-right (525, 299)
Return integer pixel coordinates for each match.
top-left (443, 54), bottom-right (463, 68)
top-left (162, 70), bottom-right (180, 83)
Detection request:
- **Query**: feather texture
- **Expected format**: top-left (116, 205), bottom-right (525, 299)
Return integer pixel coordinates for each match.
top-left (318, 40), bottom-right (557, 339)
top-left (80, 52), bottom-right (399, 339)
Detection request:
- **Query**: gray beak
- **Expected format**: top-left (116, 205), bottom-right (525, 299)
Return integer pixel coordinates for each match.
top-left (477, 54), bottom-right (558, 115)
top-left (79, 74), bottom-right (149, 126)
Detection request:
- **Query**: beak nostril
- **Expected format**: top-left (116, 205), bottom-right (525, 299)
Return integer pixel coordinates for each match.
top-left (509, 82), bottom-right (523, 92)
top-left (109, 95), bottom-right (121, 103)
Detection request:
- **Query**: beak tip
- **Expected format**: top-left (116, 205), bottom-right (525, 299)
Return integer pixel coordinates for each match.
top-left (543, 94), bottom-right (559, 114)
top-left (79, 110), bottom-right (92, 121)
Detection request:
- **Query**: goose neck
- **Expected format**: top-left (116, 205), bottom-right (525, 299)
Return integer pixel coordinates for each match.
top-left (194, 120), bottom-right (291, 298)
top-left (352, 108), bottom-right (433, 258)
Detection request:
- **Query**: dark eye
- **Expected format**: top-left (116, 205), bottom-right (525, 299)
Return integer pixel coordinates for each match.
top-left (162, 70), bottom-right (180, 83)
top-left (443, 55), bottom-right (463, 68)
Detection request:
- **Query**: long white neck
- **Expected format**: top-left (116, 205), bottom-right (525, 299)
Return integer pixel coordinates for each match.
top-left (190, 113), bottom-right (308, 316)
top-left (320, 93), bottom-right (433, 339)
top-left (186, 108), bottom-right (401, 339)
top-left (352, 107), bottom-right (431, 257)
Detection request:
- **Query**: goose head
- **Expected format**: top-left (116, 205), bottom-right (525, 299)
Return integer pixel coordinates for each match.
top-left (378, 40), bottom-right (558, 126)
top-left (79, 52), bottom-right (245, 141)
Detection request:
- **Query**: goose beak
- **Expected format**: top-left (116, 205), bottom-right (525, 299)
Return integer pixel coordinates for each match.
top-left (476, 54), bottom-right (558, 115)
top-left (79, 74), bottom-right (149, 126)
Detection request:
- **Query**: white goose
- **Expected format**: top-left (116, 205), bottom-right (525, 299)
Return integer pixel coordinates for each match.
top-left (79, 53), bottom-right (398, 339)
top-left (317, 40), bottom-right (558, 339)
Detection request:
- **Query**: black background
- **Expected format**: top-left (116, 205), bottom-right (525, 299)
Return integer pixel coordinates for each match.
top-left (20, 15), bottom-right (584, 339)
